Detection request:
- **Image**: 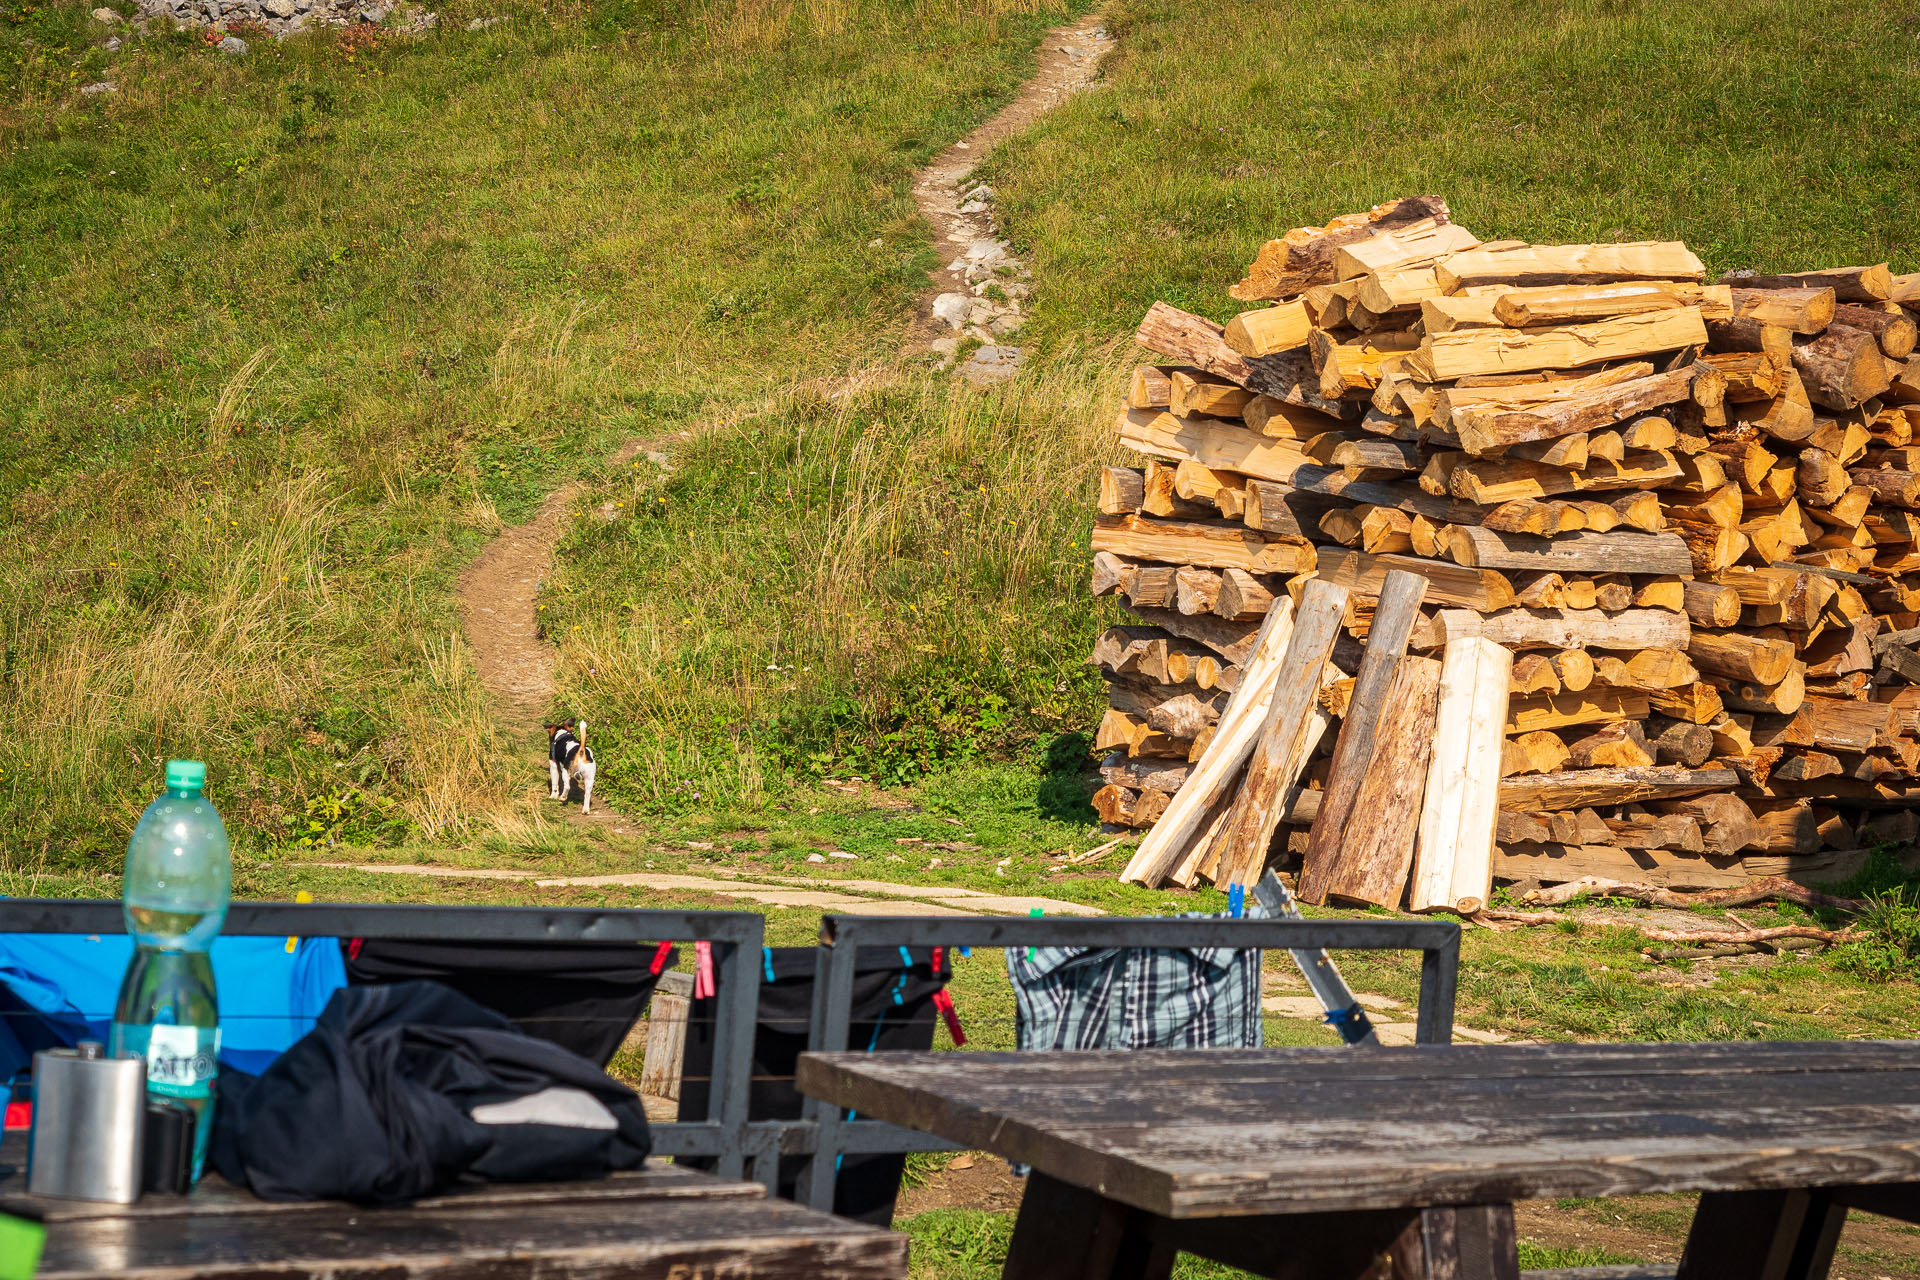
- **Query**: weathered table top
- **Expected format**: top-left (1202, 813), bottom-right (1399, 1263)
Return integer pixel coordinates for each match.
top-left (796, 1040), bottom-right (1920, 1219)
top-left (3, 1143), bottom-right (906, 1279)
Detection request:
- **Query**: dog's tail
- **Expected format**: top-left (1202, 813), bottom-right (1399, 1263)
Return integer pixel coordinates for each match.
top-left (575, 718), bottom-right (587, 742)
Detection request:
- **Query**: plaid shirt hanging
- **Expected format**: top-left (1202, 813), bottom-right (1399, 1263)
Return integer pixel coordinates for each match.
top-left (1005, 911), bottom-right (1263, 1051)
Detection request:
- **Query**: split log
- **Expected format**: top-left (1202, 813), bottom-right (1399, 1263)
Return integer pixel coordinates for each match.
top-left (1092, 513), bottom-right (1314, 575)
top-left (1313, 546), bottom-right (1515, 611)
top-left (1230, 196), bottom-right (1453, 300)
top-left (1792, 325), bottom-right (1893, 411)
top-left (1222, 302), bottom-right (1313, 358)
top-left (1121, 603), bottom-right (1297, 886)
top-left (1725, 264), bottom-right (1892, 303)
top-left (1687, 631), bottom-right (1796, 685)
top-left (1415, 308), bottom-right (1709, 380)
top-left (1309, 654), bottom-right (1443, 908)
top-left (1421, 606), bottom-right (1690, 651)
top-left (1098, 467), bottom-right (1145, 515)
top-left (1409, 636), bottom-right (1511, 915)
top-left (1438, 242), bottom-right (1706, 291)
top-left (1651, 793), bottom-right (1762, 855)
top-left (1445, 527), bottom-right (1694, 575)
top-left (1725, 286), bottom-right (1837, 333)
top-left (1566, 722), bottom-right (1654, 768)
top-left (1207, 580), bottom-right (1351, 889)
top-left (1506, 690), bottom-right (1651, 734)
top-left (1300, 571), bottom-right (1428, 905)
top-left (1451, 367), bottom-right (1696, 452)
top-left (1832, 303), bottom-right (1917, 359)
top-left (1682, 580), bottom-right (1743, 628)
top-left (1497, 766), bottom-right (1740, 810)
top-left (1491, 282), bottom-right (1730, 326)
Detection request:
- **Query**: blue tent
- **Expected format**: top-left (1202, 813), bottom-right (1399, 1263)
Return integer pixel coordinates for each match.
top-left (0, 932), bottom-right (346, 1082)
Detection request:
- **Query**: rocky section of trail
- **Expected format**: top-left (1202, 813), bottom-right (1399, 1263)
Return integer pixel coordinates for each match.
top-left (912, 12), bottom-right (1114, 384)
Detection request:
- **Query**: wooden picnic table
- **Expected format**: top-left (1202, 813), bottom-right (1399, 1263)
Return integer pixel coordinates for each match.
top-left (0, 1135), bottom-right (906, 1279)
top-left (797, 1040), bottom-right (1920, 1280)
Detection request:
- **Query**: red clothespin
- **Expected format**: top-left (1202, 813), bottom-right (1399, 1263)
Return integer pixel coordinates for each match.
top-left (649, 941), bottom-right (674, 975)
top-left (693, 941), bottom-right (716, 999)
top-left (931, 988), bottom-right (966, 1047)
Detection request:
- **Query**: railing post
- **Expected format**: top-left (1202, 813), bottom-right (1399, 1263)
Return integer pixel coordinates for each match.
top-left (1415, 930), bottom-right (1459, 1045)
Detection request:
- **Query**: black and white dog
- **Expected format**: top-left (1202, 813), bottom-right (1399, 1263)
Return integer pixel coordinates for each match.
top-left (545, 719), bottom-right (597, 813)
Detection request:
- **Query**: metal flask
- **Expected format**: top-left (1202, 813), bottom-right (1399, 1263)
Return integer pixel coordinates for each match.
top-left (27, 1042), bottom-right (148, 1203)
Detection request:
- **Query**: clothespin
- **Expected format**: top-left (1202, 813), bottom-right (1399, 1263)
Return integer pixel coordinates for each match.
top-left (932, 988), bottom-right (966, 1046)
top-left (1027, 907), bottom-right (1043, 960)
top-left (648, 941), bottom-right (675, 975)
top-left (763, 947), bottom-right (776, 984)
top-left (1228, 884), bottom-right (1244, 919)
top-left (285, 890), bottom-right (313, 953)
top-left (693, 941), bottom-right (716, 1000)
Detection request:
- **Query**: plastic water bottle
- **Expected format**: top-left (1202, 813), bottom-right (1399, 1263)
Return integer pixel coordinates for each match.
top-left (109, 760), bottom-right (231, 1182)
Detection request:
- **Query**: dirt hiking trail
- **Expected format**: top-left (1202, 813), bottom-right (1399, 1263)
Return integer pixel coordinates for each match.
top-left (456, 12), bottom-right (1114, 778)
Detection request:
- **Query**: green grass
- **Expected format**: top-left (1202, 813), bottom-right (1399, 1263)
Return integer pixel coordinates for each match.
top-left (0, 0), bottom-right (1088, 859)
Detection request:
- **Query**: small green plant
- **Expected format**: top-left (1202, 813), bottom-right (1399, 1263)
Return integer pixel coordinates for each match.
top-left (1832, 886), bottom-right (1920, 983)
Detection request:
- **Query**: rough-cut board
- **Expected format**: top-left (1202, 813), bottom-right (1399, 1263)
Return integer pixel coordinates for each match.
top-left (1298, 571), bottom-right (1429, 906)
top-left (1416, 308), bottom-right (1709, 380)
top-left (1447, 527), bottom-right (1695, 575)
top-left (1208, 580), bottom-right (1350, 889)
top-left (1409, 637), bottom-right (1512, 914)
top-left (1309, 655), bottom-right (1443, 909)
top-left (1120, 604), bottom-right (1296, 887)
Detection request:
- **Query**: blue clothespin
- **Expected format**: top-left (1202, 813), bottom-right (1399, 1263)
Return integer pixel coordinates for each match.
top-left (1228, 884), bottom-right (1245, 918)
top-left (763, 947), bottom-right (775, 983)
top-left (1027, 907), bottom-right (1043, 960)
top-left (958, 946), bottom-right (971, 958)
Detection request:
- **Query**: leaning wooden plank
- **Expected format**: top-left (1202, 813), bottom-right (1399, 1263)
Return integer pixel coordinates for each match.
top-left (1436, 242), bottom-right (1706, 292)
top-left (1310, 655), bottom-right (1443, 908)
top-left (1420, 606), bottom-right (1690, 651)
top-left (1451, 367), bottom-right (1696, 451)
top-left (1497, 766), bottom-right (1742, 810)
top-left (1121, 602), bottom-right (1297, 886)
top-left (1409, 637), bottom-right (1512, 915)
top-left (1208, 580), bottom-right (1351, 890)
top-left (1447, 527), bottom-right (1695, 575)
top-left (1313, 546), bottom-right (1515, 611)
top-left (1416, 308), bottom-right (1709, 380)
top-left (1298, 571), bottom-right (1429, 906)
top-left (1118, 409), bottom-right (1316, 486)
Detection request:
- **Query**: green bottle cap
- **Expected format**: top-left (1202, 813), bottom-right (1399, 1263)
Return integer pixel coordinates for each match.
top-left (165, 760), bottom-right (206, 792)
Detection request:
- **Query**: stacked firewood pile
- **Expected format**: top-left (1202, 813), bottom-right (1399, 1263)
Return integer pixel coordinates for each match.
top-left (1092, 196), bottom-right (1920, 901)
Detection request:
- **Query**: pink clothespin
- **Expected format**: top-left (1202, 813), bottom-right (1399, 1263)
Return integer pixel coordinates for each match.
top-left (693, 941), bottom-right (716, 999)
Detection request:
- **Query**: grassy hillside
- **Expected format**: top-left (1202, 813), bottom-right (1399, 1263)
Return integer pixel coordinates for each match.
top-left (6, 0), bottom-right (1919, 860)
top-left (0, 0), bottom-right (1085, 858)
top-left (539, 0), bottom-right (1919, 817)
top-left (987, 0), bottom-right (1920, 342)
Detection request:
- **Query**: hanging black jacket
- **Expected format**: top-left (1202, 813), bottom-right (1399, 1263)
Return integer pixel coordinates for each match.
top-left (211, 980), bottom-right (651, 1204)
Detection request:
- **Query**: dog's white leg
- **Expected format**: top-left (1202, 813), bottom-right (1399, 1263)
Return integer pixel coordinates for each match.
top-left (549, 759), bottom-right (562, 800)
top-left (580, 762), bottom-right (595, 814)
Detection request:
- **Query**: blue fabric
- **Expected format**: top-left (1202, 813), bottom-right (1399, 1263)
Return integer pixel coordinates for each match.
top-left (0, 933), bottom-right (348, 1082)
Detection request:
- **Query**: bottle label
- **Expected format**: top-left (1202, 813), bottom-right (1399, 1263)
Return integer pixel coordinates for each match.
top-left (140, 1025), bottom-right (220, 1099)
